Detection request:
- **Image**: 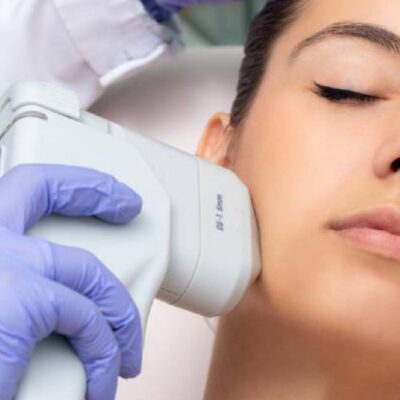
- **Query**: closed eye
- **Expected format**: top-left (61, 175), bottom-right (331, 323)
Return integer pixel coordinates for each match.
top-left (313, 82), bottom-right (378, 104)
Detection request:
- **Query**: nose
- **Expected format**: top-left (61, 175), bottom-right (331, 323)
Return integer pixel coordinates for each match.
top-left (392, 158), bottom-right (400, 173)
top-left (373, 131), bottom-right (400, 178)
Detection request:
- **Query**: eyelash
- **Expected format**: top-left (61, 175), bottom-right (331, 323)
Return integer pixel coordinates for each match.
top-left (314, 82), bottom-right (377, 104)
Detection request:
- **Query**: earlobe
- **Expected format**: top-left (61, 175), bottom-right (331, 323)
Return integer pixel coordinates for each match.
top-left (196, 112), bottom-right (233, 168)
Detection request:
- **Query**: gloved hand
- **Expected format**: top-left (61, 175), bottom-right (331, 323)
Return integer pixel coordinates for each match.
top-left (0, 164), bottom-right (143, 400)
top-left (142, 0), bottom-right (240, 23)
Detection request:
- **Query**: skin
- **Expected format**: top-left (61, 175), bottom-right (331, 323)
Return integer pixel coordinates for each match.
top-left (195, 0), bottom-right (400, 399)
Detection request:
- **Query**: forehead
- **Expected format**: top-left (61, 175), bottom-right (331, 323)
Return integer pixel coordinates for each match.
top-left (296, 0), bottom-right (400, 30)
top-left (271, 0), bottom-right (400, 66)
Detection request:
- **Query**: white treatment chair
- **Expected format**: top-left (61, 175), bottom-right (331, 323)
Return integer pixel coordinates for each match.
top-left (90, 45), bottom-right (243, 400)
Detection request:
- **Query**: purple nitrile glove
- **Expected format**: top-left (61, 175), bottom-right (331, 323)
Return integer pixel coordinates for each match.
top-left (156, 0), bottom-right (240, 12)
top-left (141, 0), bottom-right (241, 23)
top-left (0, 164), bottom-right (143, 400)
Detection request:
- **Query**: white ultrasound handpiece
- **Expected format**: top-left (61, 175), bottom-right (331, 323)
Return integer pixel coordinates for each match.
top-left (0, 81), bottom-right (261, 399)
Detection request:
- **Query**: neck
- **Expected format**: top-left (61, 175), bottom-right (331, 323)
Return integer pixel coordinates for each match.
top-left (203, 281), bottom-right (400, 400)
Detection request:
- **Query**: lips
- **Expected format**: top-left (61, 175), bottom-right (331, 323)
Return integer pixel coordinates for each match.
top-left (330, 207), bottom-right (400, 236)
top-left (330, 206), bottom-right (400, 262)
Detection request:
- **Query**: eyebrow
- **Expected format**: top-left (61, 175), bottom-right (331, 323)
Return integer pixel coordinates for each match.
top-left (288, 21), bottom-right (400, 64)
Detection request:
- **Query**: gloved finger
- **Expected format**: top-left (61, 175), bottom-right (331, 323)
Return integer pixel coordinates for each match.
top-left (0, 319), bottom-right (36, 399)
top-left (43, 239), bottom-right (142, 378)
top-left (0, 263), bottom-right (38, 399)
top-left (45, 279), bottom-right (122, 400)
top-left (0, 267), bottom-right (120, 400)
top-left (0, 163), bottom-right (142, 234)
top-left (0, 229), bottom-right (143, 378)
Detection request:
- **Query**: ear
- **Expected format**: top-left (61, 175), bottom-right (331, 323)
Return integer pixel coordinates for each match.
top-left (196, 112), bottom-right (233, 168)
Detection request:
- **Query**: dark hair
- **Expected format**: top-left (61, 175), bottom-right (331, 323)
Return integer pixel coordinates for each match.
top-left (226, 0), bottom-right (310, 155)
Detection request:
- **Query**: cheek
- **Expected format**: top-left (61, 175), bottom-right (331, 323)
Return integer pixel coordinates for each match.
top-left (231, 97), bottom-right (347, 315)
top-left (232, 93), bottom-right (400, 369)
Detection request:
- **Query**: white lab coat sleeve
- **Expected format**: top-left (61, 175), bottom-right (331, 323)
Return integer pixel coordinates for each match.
top-left (0, 0), bottom-right (184, 109)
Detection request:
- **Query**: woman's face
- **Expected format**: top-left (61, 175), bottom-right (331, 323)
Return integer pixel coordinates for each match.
top-left (198, 0), bottom-right (400, 380)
